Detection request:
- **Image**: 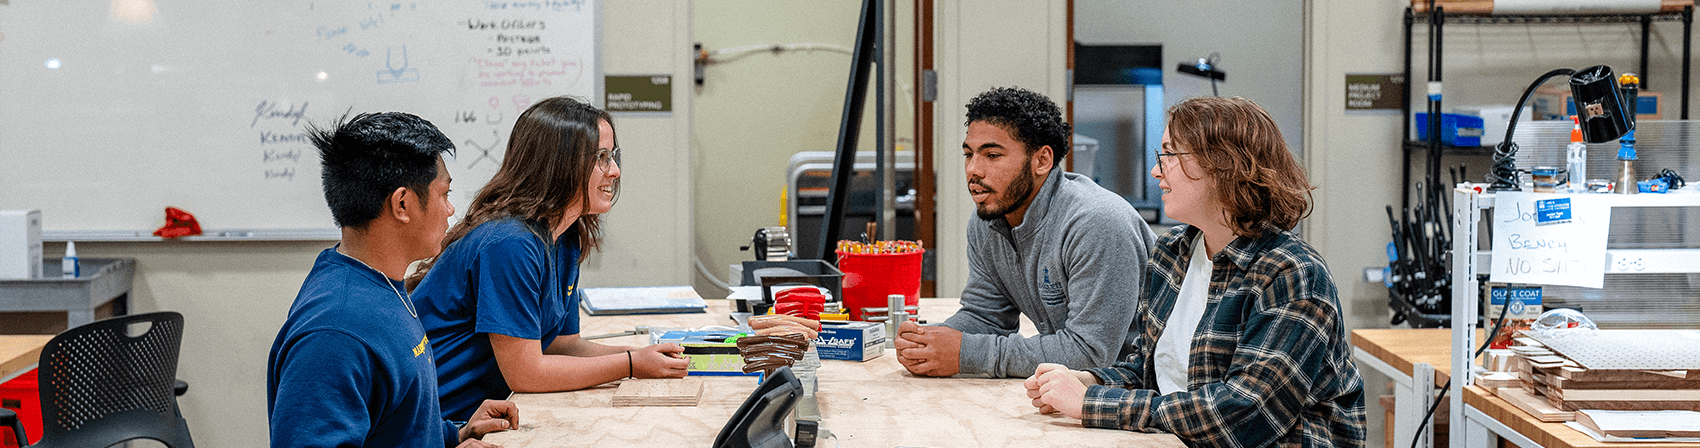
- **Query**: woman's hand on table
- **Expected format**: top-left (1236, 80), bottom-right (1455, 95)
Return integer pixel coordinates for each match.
top-left (634, 343), bottom-right (690, 378)
top-left (1023, 363), bottom-right (1090, 418)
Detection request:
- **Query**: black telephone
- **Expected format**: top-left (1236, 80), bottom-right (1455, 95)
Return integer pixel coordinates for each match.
top-left (712, 366), bottom-right (803, 448)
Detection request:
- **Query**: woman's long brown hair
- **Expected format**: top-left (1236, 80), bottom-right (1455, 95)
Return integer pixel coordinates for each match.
top-left (408, 96), bottom-right (618, 289)
top-left (1166, 96), bottom-right (1313, 237)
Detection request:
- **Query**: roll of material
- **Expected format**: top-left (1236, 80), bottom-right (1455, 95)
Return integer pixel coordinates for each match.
top-left (1411, 0), bottom-right (1680, 15)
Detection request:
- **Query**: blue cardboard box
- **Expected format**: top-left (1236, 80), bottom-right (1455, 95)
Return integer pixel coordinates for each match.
top-left (1415, 112), bottom-right (1486, 147)
top-left (813, 321), bottom-right (884, 361)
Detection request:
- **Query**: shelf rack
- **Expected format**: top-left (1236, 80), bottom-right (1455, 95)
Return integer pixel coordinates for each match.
top-left (1401, 6), bottom-right (1694, 213)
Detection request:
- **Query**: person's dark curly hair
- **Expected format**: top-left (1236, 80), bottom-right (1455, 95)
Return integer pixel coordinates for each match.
top-left (964, 87), bottom-right (1071, 167)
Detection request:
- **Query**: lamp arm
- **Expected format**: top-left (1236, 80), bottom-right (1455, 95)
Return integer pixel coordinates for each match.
top-left (1489, 68), bottom-right (1577, 191)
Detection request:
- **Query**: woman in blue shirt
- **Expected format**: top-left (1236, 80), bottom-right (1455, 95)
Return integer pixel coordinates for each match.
top-left (410, 96), bottom-right (689, 421)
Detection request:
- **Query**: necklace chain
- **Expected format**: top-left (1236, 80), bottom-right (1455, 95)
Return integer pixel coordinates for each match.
top-left (336, 247), bottom-right (417, 318)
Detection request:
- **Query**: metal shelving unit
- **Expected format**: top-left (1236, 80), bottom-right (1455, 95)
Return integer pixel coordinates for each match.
top-left (1401, 6), bottom-right (1695, 213)
top-left (1447, 184), bottom-right (1700, 448)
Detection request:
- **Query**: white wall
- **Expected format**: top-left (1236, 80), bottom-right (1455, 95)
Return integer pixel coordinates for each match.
top-left (1074, 0), bottom-right (1305, 157)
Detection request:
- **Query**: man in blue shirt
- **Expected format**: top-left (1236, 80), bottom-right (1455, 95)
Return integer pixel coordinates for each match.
top-left (267, 112), bottom-right (520, 447)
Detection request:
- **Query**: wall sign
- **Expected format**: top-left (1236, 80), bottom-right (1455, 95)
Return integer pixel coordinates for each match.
top-left (1345, 73), bottom-right (1404, 111)
top-left (606, 75), bottom-right (672, 112)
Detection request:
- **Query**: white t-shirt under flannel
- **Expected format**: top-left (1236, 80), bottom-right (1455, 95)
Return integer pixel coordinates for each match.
top-left (1155, 234), bottom-right (1211, 395)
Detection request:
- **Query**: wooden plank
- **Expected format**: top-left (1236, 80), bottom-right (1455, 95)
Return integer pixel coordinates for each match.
top-left (611, 377), bottom-right (705, 407)
top-left (1551, 376), bottom-right (1700, 390)
top-left (1499, 387), bottom-right (1576, 422)
top-left (1562, 400), bottom-right (1700, 412)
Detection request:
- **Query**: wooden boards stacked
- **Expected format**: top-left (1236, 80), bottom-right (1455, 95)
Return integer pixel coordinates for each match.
top-left (611, 377), bottom-right (705, 407)
top-left (1509, 333), bottom-right (1700, 414)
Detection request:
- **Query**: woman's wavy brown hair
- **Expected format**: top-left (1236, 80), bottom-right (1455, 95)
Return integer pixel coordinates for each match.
top-left (1166, 96), bottom-right (1313, 237)
top-left (408, 96), bottom-right (617, 289)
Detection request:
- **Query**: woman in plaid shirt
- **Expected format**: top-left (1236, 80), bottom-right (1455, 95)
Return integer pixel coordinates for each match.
top-left (1024, 96), bottom-right (1366, 448)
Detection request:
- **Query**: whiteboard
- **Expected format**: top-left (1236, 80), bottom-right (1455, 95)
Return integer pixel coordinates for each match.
top-left (0, 0), bottom-right (599, 240)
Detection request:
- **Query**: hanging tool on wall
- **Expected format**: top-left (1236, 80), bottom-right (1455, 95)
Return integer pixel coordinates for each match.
top-left (1385, 165), bottom-right (1462, 327)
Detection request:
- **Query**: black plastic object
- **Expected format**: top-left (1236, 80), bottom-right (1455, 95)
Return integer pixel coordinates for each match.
top-left (713, 366), bottom-right (803, 448)
top-left (32, 312), bottom-right (193, 448)
top-left (1, 408), bottom-right (24, 446)
top-left (1570, 65), bottom-right (1632, 143)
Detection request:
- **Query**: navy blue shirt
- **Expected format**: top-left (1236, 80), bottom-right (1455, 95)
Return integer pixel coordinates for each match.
top-left (414, 219), bottom-right (582, 420)
top-left (268, 247), bottom-right (459, 448)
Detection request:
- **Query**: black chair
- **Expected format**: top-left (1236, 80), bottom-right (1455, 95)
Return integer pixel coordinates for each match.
top-left (0, 312), bottom-right (193, 448)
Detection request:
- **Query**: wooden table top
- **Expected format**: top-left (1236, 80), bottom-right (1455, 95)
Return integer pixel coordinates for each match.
top-left (0, 334), bottom-right (52, 382)
top-left (1464, 385), bottom-right (1700, 448)
top-left (482, 298), bottom-right (1184, 447)
top-left (1351, 328), bottom-right (1481, 386)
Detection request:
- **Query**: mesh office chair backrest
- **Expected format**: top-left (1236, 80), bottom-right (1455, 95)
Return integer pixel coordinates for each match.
top-left (34, 311), bottom-right (193, 448)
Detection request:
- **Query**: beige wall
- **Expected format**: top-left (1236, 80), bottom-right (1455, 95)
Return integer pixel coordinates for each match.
top-left (933, 0), bottom-right (1071, 296)
top-left (1305, 2), bottom-right (1411, 446)
top-left (689, 1), bottom-right (914, 297)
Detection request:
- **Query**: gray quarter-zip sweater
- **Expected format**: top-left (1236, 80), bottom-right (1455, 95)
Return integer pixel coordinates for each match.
top-left (941, 169), bottom-right (1156, 377)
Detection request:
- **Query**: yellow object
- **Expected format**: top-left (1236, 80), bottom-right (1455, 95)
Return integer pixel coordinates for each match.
top-left (778, 188), bottom-right (787, 227)
top-left (1619, 73), bottom-right (1641, 86)
top-left (818, 311), bottom-right (849, 322)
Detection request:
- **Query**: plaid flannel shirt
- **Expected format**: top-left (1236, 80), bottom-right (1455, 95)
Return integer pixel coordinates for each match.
top-left (1081, 224), bottom-right (1365, 448)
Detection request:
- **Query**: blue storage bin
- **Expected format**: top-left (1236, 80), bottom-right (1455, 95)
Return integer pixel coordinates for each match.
top-left (1415, 113), bottom-right (1485, 147)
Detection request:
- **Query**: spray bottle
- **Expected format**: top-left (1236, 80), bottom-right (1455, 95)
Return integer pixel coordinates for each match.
top-left (1613, 73), bottom-right (1640, 194)
top-left (1566, 116), bottom-right (1587, 193)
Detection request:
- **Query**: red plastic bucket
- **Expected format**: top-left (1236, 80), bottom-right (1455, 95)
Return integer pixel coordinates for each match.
top-left (0, 369), bottom-right (40, 446)
top-left (837, 249), bottom-right (924, 322)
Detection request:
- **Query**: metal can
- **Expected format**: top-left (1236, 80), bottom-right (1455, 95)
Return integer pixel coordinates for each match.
top-left (1531, 167), bottom-right (1561, 193)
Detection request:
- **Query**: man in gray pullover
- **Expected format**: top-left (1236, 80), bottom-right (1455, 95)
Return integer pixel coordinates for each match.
top-left (896, 87), bottom-right (1156, 378)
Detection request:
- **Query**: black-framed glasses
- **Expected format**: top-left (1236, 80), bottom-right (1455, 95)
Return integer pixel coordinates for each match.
top-left (1156, 151), bottom-right (1191, 176)
top-left (595, 147), bottom-right (620, 170)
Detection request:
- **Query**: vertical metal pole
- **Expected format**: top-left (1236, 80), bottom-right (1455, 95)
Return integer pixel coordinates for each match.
top-left (820, 0), bottom-right (879, 263)
top-left (1641, 15), bottom-right (1652, 91)
top-left (879, 0), bottom-right (897, 241)
top-left (1403, 7), bottom-right (1415, 213)
top-left (1684, 6), bottom-right (1693, 120)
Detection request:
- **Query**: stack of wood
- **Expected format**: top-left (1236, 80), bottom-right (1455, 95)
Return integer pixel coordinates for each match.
top-left (1505, 336), bottom-right (1700, 421)
top-left (1410, 0), bottom-right (1695, 15)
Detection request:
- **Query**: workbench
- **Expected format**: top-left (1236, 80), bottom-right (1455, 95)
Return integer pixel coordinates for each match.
top-left (482, 298), bottom-right (1185, 447)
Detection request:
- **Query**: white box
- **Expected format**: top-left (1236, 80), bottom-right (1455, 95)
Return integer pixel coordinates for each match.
top-left (0, 210), bottom-right (44, 279)
top-left (1454, 105), bottom-right (1532, 148)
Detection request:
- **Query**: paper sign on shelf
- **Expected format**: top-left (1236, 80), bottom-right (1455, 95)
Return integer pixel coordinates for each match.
top-left (1489, 192), bottom-right (1610, 288)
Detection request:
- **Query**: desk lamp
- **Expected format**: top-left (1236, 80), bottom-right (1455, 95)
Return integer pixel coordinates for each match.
top-left (1488, 65), bottom-right (1633, 191)
top-left (1176, 53), bottom-right (1225, 96)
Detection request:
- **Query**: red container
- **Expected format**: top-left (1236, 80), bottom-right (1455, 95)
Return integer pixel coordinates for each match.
top-left (0, 369), bottom-right (40, 446)
top-left (837, 249), bottom-right (924, 322)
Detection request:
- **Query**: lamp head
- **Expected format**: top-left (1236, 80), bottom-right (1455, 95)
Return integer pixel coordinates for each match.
top-left (1569, 65), bottom-right (1632, 143)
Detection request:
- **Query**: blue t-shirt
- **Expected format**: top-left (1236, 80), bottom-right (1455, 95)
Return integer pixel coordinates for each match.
top-left (414, 218), bottom-right (582, 420)
top-left (267, 247), bottom-right (459, 448)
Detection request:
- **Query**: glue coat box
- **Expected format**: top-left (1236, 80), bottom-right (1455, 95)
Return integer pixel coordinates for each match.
top-left (814, 321), bottom-right (885, 361)
top-left (0, 210), bottom-right (43, 280)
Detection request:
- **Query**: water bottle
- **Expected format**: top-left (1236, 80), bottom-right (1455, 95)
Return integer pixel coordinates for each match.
top-left (1566, 116), bottom-right (1587, 193)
